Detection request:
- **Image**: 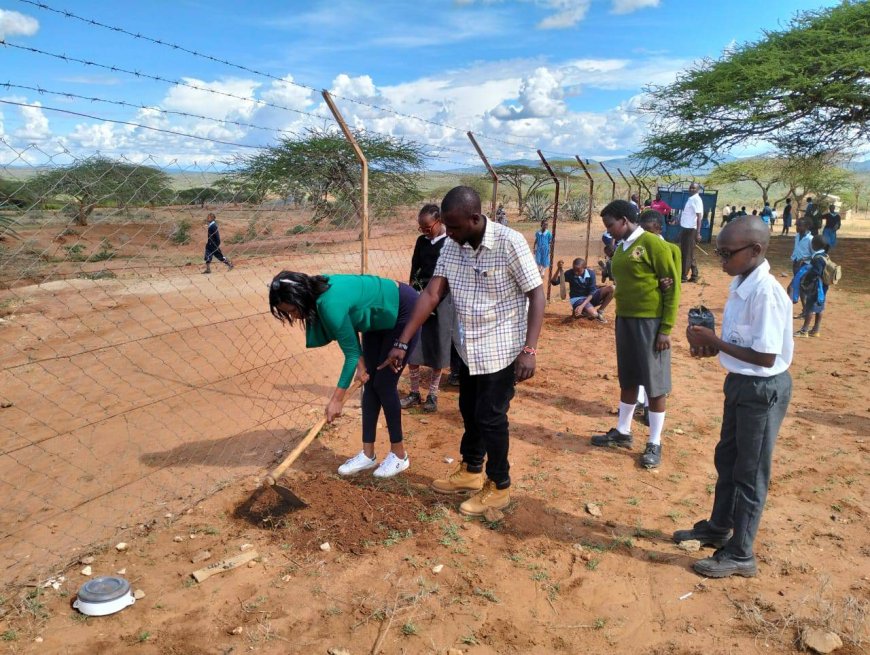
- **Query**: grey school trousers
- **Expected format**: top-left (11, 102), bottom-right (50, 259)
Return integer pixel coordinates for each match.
top-left (710, 371), bottom-right (792, 559)
top-left (679, 227), bottom-right (697, 280)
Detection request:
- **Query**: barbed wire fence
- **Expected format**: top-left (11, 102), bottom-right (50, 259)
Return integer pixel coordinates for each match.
top-left (0, 2), bottom-right (650, 589)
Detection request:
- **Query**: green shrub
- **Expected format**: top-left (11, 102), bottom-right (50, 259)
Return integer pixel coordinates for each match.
top-left (171, 219), bottom-right (192, 245)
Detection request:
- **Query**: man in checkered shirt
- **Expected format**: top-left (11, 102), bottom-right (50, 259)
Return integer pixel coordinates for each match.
top-left (381, 186), bottom-right (545, 516)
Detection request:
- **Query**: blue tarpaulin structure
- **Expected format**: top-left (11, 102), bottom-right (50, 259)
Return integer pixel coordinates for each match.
top-left (657, 182), bottom-right (718, 244)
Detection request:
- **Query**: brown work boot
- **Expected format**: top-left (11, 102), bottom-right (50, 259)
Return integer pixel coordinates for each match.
top-left (459, 480), bottom-right (510, 517)
top-left (431, 462), bottom-right (484, 494)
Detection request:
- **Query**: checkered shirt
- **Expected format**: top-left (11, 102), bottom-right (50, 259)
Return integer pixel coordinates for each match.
top-left (433, 220), bottom-right (542, 375)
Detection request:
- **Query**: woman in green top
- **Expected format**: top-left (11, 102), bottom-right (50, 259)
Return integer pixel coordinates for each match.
top-left (269, 271), bottom-right (420, 478)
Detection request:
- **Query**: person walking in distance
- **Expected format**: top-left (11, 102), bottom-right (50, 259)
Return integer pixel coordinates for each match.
top-left (679, 183), bottom-right (703, 283)
top-left (203, 213), bottom-right (233, 274)
top-left (380, 186), bottom-right (545, 516)
top-left (781, 198), bottom-right (793, 236)
top-left (679, 216), bottom-right (793, 578)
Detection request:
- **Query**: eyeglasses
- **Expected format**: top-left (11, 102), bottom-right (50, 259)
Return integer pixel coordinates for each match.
top-left (714, 244), bottom-right (756, 260)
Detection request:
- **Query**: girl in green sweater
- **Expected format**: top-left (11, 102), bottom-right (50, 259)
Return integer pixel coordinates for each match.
top-left (269, 271), bottom-right (420, 478)
top-left (591, 200), bottom-right (681, 469)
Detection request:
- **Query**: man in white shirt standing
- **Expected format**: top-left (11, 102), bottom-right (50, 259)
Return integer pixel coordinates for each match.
top-left (679, 183), bottom-right (704, 283)
top-left (679, 216), bottom-right (793, 578)
top-left (382, 186), bottom-right (545, 516)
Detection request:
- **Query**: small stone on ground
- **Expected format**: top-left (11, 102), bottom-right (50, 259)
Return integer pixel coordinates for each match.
top-left (800, 627), bottom-right (843, 654)
top-left (677, 539), bottom-right (702, 552)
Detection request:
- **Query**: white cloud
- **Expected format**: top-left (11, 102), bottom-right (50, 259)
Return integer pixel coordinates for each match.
top-left (491, 67), bottom-right (566, 120)
top-left (537, 0), bottom-right (591, 29)
top-left (0, 51), bottom-right (685, 168)
top-left (12, 101), bottom-right (50, 141)
top-left (611, 0), bottom-right (660, 15)
top-left (0, 9), bottom-right (38, 39)
top-left (163, 78), bottom-right (262, 121)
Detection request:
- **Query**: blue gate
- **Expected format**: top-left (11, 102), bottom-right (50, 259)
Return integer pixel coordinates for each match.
top-left (656, 182), bottom-right (718, 244)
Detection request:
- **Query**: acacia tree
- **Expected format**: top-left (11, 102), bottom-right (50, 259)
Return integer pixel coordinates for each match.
top-left (235, 127), bottom-right (424, 227)
top-left (494, 164), bottom-right (552, 218)
top-left (30, 157), bottom-right (172, 225)
top-left (705, 157), bottom-right (784, 206)
top-left (636, 1), bottom-right (870, 170)
top-left (779, 152), bottom-right (853, 212)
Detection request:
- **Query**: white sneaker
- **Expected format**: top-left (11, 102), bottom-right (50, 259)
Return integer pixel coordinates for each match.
top-left (372, 452), bottom-right (410, 479)
top-left (337, 450), bottom-right (377, 476)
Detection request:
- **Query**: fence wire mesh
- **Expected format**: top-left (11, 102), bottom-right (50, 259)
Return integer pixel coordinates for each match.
top-left (0, 14), bottom-right (643, 587)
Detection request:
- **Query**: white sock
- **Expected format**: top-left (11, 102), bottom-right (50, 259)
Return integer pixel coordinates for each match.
top-left (648, 411), bottom-right (665, 446)
top-left (637, 386), bottom-right (647, 406)
top-left (617, 402), bottom-right (635, 435)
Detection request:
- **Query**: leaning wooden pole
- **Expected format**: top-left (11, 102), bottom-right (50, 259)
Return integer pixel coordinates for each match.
top-left (575, 157), bottom-right (595, 263)
top-left (599, 161), bottom-right (617, 201)
top-left (537, 150), bottom-right (560, 302)
top-left (323, 90), bottom-right (368, 274)
top-left (467, 132), bottom-right (498, 220)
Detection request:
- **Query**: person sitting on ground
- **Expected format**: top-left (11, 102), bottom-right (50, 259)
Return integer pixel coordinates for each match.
top-left (796, 235), bottom-right (831, 338)
top-left (737, 207), bottom-right (748, 217)
top-left (550, 257), bottom-right (614, 322)
top-left (681, 216), bottom-right (792, 579)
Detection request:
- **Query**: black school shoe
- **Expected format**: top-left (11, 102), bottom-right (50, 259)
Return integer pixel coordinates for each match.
top-left (693, 549), bottom-right (757, 578)
top-left (672, 520), bottom-right (731, 548)
top-left (591, 428), bottom-right (633, 449)
top-left (641, 443), bottom-right (661, 468)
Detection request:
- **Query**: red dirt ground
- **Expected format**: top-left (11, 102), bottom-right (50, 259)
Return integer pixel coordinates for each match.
top-left (0, 220), bottom-right (867, 654)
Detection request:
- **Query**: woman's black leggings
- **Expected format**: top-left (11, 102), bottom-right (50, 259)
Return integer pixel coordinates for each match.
top-left (361, 283), bottom-right (420, 444)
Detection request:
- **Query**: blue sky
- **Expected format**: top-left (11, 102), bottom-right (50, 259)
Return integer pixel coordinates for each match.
top-left (0, 0), bottom-right (842, 169)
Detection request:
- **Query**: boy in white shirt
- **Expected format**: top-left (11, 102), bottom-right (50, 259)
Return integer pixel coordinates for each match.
top-left (678, 216), bottom-right (793, 578)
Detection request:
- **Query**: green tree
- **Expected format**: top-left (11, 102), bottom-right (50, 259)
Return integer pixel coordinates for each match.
top-left (174, 186), bottom-right (234, 207)
top-left (636, 2), bottom-right (870, 170)
top-left (235, 127), bottom-right (425, 227)
top-left (494, 164), bottom-right (552, 218)
top-left (30, 157), bottom-right (172, 225)
top-left (705, 157), bottom-right (784, 206)
top-left (779, 151), bottom-right (853, 212)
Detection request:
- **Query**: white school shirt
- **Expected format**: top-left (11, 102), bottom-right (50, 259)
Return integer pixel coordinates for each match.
top-left (679, 193), bottom-right (704, 229)
top-left (718, 260), bottom-right (793, 377)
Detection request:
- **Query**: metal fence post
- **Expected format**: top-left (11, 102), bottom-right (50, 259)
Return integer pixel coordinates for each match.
top-left (599, 161), bottom-right (616, 201)
top-left (467, 132), bottom-right (498, 220)
top-left (575, 157), bottom-right (595, 263)
top-left (322, 90), bottom-right (368, 274)
top-left (631, 170), bottom-right (651, 204)
top-left (536, 150), bottom-right (560, 302)
top-left (617, 167), bottom-right (631, 202)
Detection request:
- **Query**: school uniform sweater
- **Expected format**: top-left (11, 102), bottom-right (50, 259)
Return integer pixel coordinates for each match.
top-left (611, 228), bottom-right (681, 334)
top-left (409, 234), bottom-right (447, 291)
top-left (305, 275), bottom-right (399, 389)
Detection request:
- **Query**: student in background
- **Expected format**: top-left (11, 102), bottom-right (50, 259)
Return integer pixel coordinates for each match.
top-left (781, 199), bottom-right (793, 236)
top-left (402, 204), bottom-right (455, 413)
top-left (796, 235), bottom-right (831, 338)
top-left (533, 219), bottom-right (554, 277)
top-left (202, 213), bottom-right (233, 274)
